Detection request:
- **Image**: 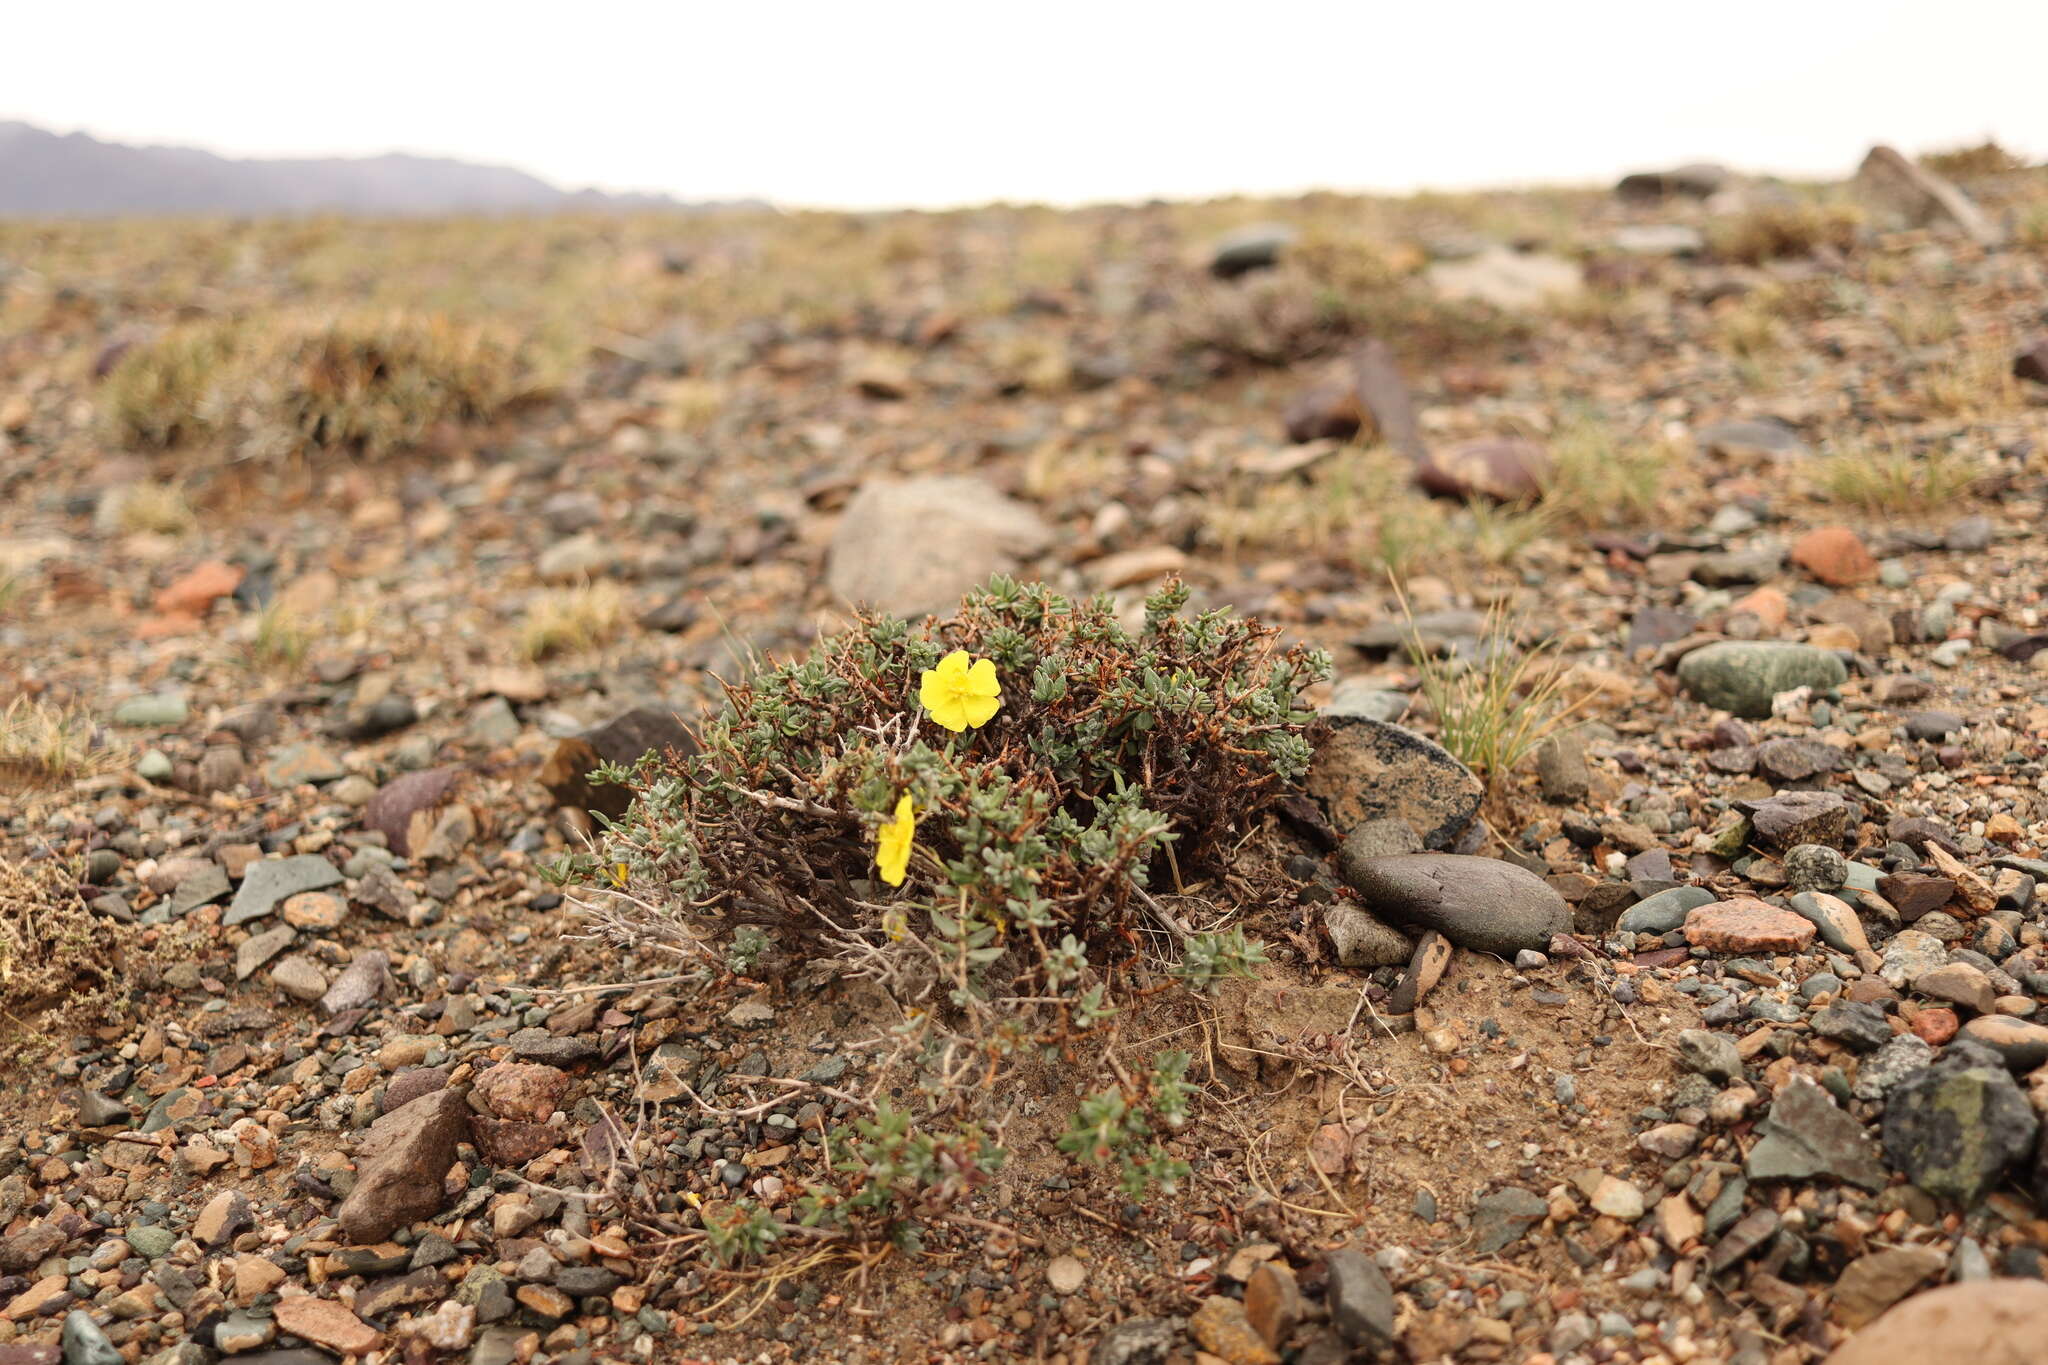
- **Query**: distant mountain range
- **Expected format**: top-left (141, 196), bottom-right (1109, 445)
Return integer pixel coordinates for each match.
top-left (0, 121), bottom-right (738, 216)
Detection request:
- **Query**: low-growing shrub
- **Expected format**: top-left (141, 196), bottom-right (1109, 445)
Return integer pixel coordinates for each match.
top-left (1706, 201), bottom-right (1862, 265)
top-left (555, 578), bottom-right (1327, 1238)
top-left (101, 311), bottom-right (552, 461)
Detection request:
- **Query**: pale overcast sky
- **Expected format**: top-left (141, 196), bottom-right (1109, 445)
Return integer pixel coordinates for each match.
top-left (8, 1), bottom-right (2046, 209)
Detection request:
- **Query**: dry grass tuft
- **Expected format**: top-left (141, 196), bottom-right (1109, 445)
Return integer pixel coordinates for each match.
top-left (1918, 141), bottom-right (2029, 180)
top-left (1916, 336), bottom-right (2023, 418)
top-left (1404, 598), bottom-right (1585, 786)
top-left (102, 311), bottom-right (559, 462)
top-left (1538, 410), bottom-right (1675, 528)
top-left (1811, 434), bottom-right (1981, 512)
top-left (2, 696), bottom-right (120, 783)
top-left (111, 481), bottom-right (198, 536)
top-left (521, 582), bottom-right (628, 660)
top-left (248, 603), bottom-right (311, 670)
top-left (1706, 201), bottom-right (1862, 265)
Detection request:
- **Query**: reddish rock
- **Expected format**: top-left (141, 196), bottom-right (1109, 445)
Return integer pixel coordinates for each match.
top-left (1908, 1009), bottom-right (1959, 1045)
top-left (1790, 527), bottom-right (1877, 587)
top-left (1827, 1278), bottom-right (2048, 1364)
top-left (471, 1117), bottom-right (563, 1166)
top-left (1879, 872), bottom-right (1955, 920)
top-left (1730, 587), bottom-right (1790, 633)
top-left (154, 560), bottom-right (245, 617)
top-left (363, 768), bottom-right (460, 858)
top-left (2017, 339), bottom-right (2048, 386)
top-left (473, 1061), bottom-right (572, 1122)
top-left (1414, 437), bottom-right (1549, 503)
top-left (1244, 1262), bottom-right (1302, 1350)
top-left (336, 1087), bottom-right (471, 1243)
top-left (1683, 898), bottom-right (1817, 954)
top-left (274, 1296), bottom-right (383, 1356)
top-left (381, 1067), bottom-right (450, 1114)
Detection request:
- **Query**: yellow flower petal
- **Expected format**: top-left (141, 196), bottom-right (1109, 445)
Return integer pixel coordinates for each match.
top-left (875, 793), bottom-right (915, 887)
top-left (918, 649), bottom-right (1002, 733)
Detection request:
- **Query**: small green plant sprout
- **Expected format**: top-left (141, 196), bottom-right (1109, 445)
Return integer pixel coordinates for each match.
top-left (698, 1199), bottom-right (781, 1267)
top-left (1172, 927), bottom-right (1269, 992)
top-left (793, 1101), bottom-right (1006, 1253)
top-left (1400, 593), bottom-right (1586, 786)
top-left (1057, 1051), bottom-right (1196, 1197)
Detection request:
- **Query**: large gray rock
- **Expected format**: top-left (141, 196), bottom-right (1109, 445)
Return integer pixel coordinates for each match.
top-left (1676, 642), bottom-right (1847, 719)
top-left (1883, 1059), bottom-right (2037, 1206)
top-left (1310, 717), bottom-right (1483, 851)
top-left (1853, 144), bottom-right (2002, 247)
top-left (825, 477), bottom-right (1053, 620)
top-left (1339, 853), bottom-right (1570, 956)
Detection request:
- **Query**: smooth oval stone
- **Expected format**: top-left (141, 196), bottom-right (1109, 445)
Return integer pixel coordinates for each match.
top-left (1676, 642), bottom-right (1847, 719)
top-left (1826, 1279), bottom-right (2048, 1365)
top-left (1339, 853), bottom-right (1570, 956)
top-left (1788, 892), bottom-right (1876, 958)
top-left (1617, 886), bottom-right (1716, 935)
top-left (1960, 1016), bottom-right (2048, 1071)
top-left (1307, 717), bottom-right (1483, 851)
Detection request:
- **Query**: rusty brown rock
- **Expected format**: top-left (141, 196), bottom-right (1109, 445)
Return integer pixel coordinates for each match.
top-left (363, 767), bottom-right (460, 858)
top-left (1826, 1279), bottom-right (2048, 1364)
top-left (1683, 898), bottom-right (1817, 953)
top-left (336, 1087), bottom-right (471, 1243)
top-left (1414, 437), bottom-right (1549, 503)
top-left (1387, 930), bottom-right (1453, 1015)
top-left (473, 1061), bottom-right (572, 1122)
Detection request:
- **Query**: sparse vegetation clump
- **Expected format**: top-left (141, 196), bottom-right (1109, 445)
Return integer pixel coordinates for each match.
top-left (1812, 433), bottom-right (1982, 512)
top-left (101, 310), bottom-right (554, 462)
top-left (0, 856), bottom-right (143, 1060)
top-left (1706, 201), bottom-right (1862, 265)
top-left (554, 578), bottom-right (1325, 1243)
top-left (520, 581), bottom-right (627, 660)
top-left (1538, 410), bottom-right (1675, 527)
top-left (2, 695), bottom-right (118, 784)
top-left (1407, 603), bottom-right (1581, 785)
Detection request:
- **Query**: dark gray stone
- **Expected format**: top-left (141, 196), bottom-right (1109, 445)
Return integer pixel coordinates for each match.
top-left (1746, 1075), bottom-right (1885, 1190)
top-left (1309, 717), bottom-right (1483, 852)
top-left (1676, 1029), bottom-right (1744, 1083)
top-left (60, 1312), bottom-right (122, 1365)
top-left (1884, 1061), bottom-right (2037, 1206)
top-left (1325, 1248), bottom-right (1394, 1347)
top-left (1811, 999), bottom-right (1891, 1052)
top-left (1470, 1187), bottom-right (1548, 1254)
top-left (1618, 886), bottom-right (1716, 935)
top-left (225, 855), bottom-right (342, 927)
top-left (1339, 853), bottom-right (1570, 956)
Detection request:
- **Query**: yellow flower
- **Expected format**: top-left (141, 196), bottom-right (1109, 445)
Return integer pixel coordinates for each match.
top-left (875, 793), bottom-right (916, 887)
top-left (919, 649), bottom-right (1002, 733)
